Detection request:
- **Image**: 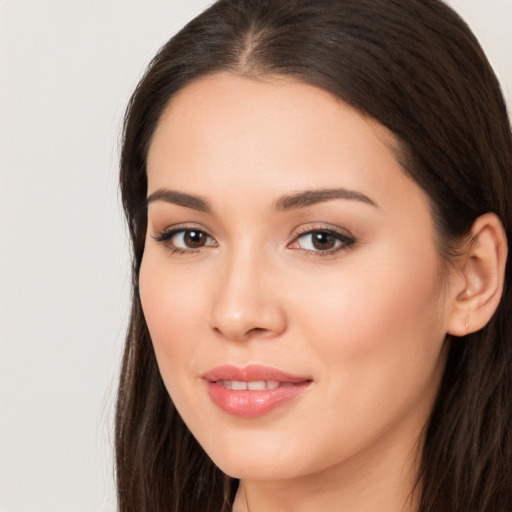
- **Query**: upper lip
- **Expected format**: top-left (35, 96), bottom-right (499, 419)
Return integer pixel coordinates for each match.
top-left (202, 364), bottom-right (311, 383)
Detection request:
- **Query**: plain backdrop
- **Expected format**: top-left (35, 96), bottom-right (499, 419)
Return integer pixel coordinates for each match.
top-left (0, 1), bottom-right (510, 511)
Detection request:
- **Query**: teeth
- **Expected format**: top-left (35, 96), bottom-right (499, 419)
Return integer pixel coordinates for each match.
top-left (247, 380), bottom-right (266, 390)
top-left (231, 380), bottom-right (248, 391)
top-left (216, 380), bottom-right (288, 390)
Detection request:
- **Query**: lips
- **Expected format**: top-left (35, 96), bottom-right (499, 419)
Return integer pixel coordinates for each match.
top-left (202, 364), bottom-right (312, 418)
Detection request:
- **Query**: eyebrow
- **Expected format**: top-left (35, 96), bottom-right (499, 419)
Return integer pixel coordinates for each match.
top-left (145, 186), bottom-right (378, 213)
top-left (146, 189), bottom-right (211, 212)
top-left (274, 188), bottom-right (378, 210)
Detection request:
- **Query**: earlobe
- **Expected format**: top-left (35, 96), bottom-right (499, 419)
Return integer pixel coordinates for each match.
top-left (447, 213), bottom-right (508, 337)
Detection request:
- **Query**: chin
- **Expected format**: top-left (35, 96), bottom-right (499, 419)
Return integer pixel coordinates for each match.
top-left (198, 431), bottom-right (325, 482)
top-left (213, 457), bottom-right (302, 481)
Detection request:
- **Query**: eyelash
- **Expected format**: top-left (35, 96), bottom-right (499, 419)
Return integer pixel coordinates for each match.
top-left (152, 227), bottom-right (216, 255)
top-left (152, 225), bottom-right (356, 257)
top-left (292, 226), bottom-right (356, 257)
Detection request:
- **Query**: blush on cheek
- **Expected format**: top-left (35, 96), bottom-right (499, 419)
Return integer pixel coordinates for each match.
top-left (313, 254), bottom-right (443, 362)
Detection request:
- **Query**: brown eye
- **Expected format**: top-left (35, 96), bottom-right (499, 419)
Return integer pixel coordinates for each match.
top-left (183, 230), bottom-right (207, 248)
top-left (310, 232), bottom-right (337, 250)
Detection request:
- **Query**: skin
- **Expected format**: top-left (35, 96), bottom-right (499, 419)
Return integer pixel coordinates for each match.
top-left (139, 73), bottom-right (462, 512)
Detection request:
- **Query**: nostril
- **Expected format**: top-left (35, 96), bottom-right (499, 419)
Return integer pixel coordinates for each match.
top-left (213, 325), bottom-right (269, 341)
top-left (248, 327), bottom-right (265, 335)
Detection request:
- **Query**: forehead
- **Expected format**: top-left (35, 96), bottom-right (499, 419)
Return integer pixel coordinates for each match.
top-left (150, 73), bottom-right (399, 156)
top-left (146, 72), bottom-right (426, 217)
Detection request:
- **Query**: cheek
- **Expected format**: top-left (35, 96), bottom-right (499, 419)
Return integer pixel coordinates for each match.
top-left (302, 245), bottom-right (446, 421)
top-left (268, 249), bottom-right (448, 473)
top-left (304, 236), bottom-right (445, 348)
top-left (138, 253), bottom-right (208, 380)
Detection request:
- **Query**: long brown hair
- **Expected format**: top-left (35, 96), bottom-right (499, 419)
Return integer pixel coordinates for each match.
top-left (116, 1), bottom-right (512, 510)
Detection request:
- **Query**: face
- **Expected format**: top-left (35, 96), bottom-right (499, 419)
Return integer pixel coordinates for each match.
top-left (139, 73), bottom-right (453, 481)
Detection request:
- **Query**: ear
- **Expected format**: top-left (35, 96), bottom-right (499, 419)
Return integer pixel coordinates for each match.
top-left (447, 213), bottom-right (508, 337)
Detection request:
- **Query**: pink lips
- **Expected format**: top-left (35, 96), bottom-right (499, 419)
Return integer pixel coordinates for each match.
top-left (202, 364), bottom-right (312, 418)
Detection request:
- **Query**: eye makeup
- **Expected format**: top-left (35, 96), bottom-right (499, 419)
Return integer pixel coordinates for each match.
top-left (289, 227), bottom-right (356, 256)
top-left (151, 221), bottom-right (356, 258)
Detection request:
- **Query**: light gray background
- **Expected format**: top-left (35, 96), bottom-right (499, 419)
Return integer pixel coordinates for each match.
top-left (0, 1), bottom-right (510, 511)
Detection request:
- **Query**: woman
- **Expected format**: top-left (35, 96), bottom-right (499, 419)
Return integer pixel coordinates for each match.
top-left (115, 1), bottom-right (512, 511)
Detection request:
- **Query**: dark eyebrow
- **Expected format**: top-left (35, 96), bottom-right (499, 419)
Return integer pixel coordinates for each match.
top-left (146, 187), bottom-right (377, 213)
top-left (146, 188), bottom-right (211, 212)
top-left (275, 188), bottom-right (378, 211)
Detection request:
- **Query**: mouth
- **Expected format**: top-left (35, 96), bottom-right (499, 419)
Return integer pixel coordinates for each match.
top-left (202, 364), bottom-right (312, 418)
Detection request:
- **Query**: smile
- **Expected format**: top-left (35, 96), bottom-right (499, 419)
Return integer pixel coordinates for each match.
top-left (203, 365), bottom-right (312, 418)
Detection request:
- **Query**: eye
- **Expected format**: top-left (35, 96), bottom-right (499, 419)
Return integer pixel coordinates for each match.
top-left (153, 228), bottom-right (217, 252)
top-left (289, 228), bottom-right (355, 255)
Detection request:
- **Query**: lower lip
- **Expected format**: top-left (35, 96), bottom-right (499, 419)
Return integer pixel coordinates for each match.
top-left (205, 381), bottom-right (311, 418)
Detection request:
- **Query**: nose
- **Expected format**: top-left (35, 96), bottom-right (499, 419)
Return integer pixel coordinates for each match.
top-left (209, 248), bottom-right (287, 342)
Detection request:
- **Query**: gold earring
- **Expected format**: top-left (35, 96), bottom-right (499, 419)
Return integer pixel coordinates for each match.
top-left (464, 290), bottom-right (470, 330)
